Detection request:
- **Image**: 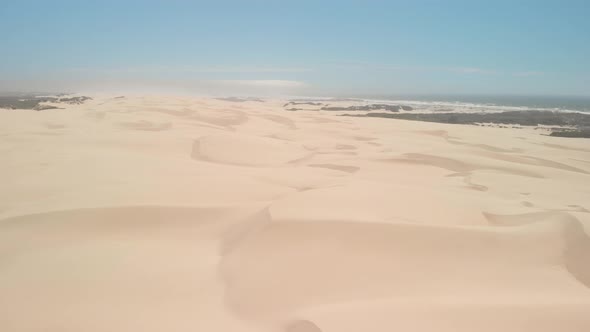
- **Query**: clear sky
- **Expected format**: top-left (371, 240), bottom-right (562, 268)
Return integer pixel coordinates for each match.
top-left (1, 0), bottom-right (589, 96)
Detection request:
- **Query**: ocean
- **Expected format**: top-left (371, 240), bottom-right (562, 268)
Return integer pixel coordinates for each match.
top-left (355, 95), bottom-right (590, 113)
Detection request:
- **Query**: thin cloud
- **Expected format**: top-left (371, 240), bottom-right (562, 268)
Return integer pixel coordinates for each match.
top-left (447, 67), bottom-right (497, 75)
top-left (187, 66), bottom-right (310, 73)
top-left (513, 71), bottom-right (544, 77)
top-left (325, 62), bottom-right (497, 75)
top-left (68, 65), bottom-right (311, 74)
top-left (217, 80), bottom-right (306, 87)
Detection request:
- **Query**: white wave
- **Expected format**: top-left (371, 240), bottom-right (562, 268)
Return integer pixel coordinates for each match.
top-left (360, 98), bottom-right (584, 114)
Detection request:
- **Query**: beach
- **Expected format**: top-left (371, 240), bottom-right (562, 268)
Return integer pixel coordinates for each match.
top-left (1, 95), bottom-right (589, 331)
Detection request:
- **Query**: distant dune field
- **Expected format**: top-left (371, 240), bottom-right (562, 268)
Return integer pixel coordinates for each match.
top-left (1, 95), bottom-right (589, 332)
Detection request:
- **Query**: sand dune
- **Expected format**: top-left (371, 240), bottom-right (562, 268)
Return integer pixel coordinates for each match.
top-left (220, 214), bottom-right (590, 316)
top-left (1, 95), bottom-right (589, 331)
top-left (192, 134), bottom-right (311, 167)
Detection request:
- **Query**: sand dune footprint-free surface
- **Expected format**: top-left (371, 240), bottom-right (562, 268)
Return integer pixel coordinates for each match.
top-left (219, 213), bottom-right (590, 318)
top-left (192, 134), bottom-right (311, 167)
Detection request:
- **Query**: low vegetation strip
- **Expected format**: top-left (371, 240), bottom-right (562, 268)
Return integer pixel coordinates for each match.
top-left (0, 95), bottom-right (92, 110)
top-left (341, 111), bottom-right (590, 138)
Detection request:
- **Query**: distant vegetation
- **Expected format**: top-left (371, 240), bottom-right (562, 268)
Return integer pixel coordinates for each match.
top-left (33, 104), bottom-right (61, 111)
top-left (342, 111), bottom-right (590, 138)
top-left (283, 101), bottom-right (324, 107)
top-left (58, 96), bottom-right (92, 104)
top-left (216, 97), bottom-right (265, 102)
top-left (0, 96), bottom-right (51, 110)
top-left (321, 104), bottom-right (413, 112)
top-left (550, 129), bottom-right (590, 138)
top-left (282, 102), bottom-right (414, 112)
top-left (345, 110), bottom-right (590, 126)
top-left (0, 95), bottom-right (92, 110)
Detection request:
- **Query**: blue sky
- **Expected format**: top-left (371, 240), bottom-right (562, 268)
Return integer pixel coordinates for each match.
top-left (1, 0), bottom-right (588, 95)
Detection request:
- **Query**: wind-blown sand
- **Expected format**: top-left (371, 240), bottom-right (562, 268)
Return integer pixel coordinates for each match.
top-left (1, 95), bottom-right (589, 331)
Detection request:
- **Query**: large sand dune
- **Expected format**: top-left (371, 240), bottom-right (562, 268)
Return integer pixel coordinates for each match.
top-left (1, 96), bottom-right (589, 331)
